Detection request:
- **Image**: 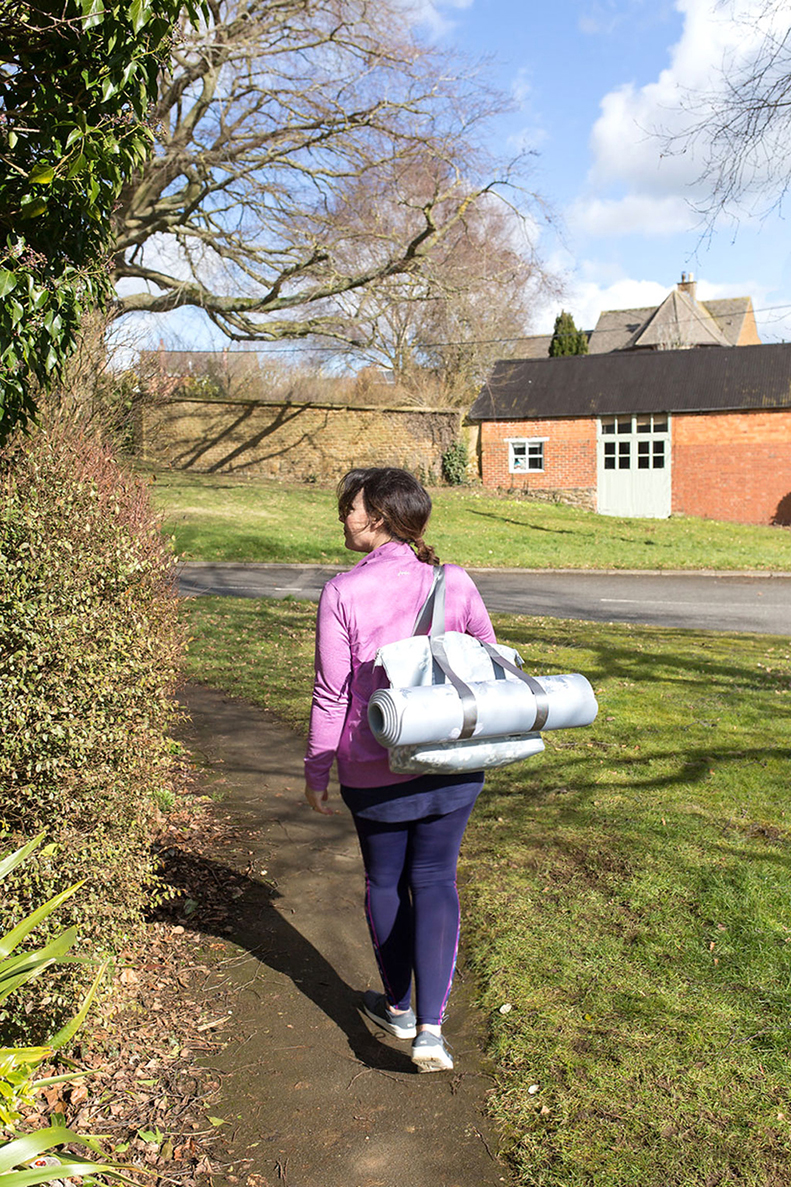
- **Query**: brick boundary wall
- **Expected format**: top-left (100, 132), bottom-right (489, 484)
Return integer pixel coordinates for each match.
top-left (141, 397), bottom-right (467, 483)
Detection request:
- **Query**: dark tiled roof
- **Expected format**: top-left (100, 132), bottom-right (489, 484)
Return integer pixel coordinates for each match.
top-left (587, 306), bottom-right (655, 353)
top-left (470, 342), bottom-right (791, 420)
top-left (514, 335), bottom-right (553, 359)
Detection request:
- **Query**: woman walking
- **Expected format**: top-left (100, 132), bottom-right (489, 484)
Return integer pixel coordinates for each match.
top-left (304, 467), bottom-right (495, 1072)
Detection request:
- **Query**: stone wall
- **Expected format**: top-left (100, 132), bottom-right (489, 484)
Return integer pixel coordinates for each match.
top-left (141, 397), bottom-right (467, 482)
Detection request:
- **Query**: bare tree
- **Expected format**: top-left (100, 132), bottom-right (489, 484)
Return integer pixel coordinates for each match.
top-left (112, 0), bottom-right (538, 343)
top-left (668, 1), bottom-right (791, 224)
top-left (310, 188), bottom-right (555, 403)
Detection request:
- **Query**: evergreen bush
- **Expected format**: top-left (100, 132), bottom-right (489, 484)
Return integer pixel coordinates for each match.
top-left (0, 420), bottom-right (183, 1036)
top-left (441, 439), bottom-right (469, 485)
top-left (548, 310), bottom-right (589, 356)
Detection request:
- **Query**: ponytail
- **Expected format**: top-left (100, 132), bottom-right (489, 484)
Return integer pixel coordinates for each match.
top-left (413, 536), bottom-right (440, 566)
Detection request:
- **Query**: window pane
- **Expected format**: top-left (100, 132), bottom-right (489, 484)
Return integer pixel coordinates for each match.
top-left (653, 440), bottom-right (665, 469)
top-left (618, 441), bottom-right (630, 469)
top-left (636, 415), bottom-right (651, 433)
top-left (601, 417), bottom-right (615, 435)
top-left (510, 442), bottom-right (527, 472)
top-left (638, 440), bottom-right (650, 469)
top-left (653, 416), bottom-right (668, 432)
top-left (604, 441), bottom-right (615, 470)
top-left (617, 417), bottom-right (631, 433)
top-left (528, 442), bottom-right (544, 470)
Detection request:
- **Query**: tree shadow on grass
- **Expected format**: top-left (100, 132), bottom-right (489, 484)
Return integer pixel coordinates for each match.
top-left (467, 508), bottom-right (579, 535)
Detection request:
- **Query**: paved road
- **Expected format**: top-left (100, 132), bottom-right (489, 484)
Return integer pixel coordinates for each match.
top-left (179, 561), bottom-right (791, 634)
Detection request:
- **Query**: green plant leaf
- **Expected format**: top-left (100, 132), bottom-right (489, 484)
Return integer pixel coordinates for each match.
top-left (0, 1047), bottom-right (52, 1070)
top-left (129, 0), bottom-right (151, 33)
top-left (0, 928), bottom-right (79, 1002)
top-left (0, 882), bottom-right (83, 960)
top-left (48, 961), bottom-right (107, 1050)
top-left (0, 834), bottom-right (45, 882)
top-left (31, 1069), bottom-right (90, 1089)
top-left (0, 1158), bottom-right (141, 1186)
top-left (19, 198), bottom-right (48, 218)
top-left (0, 1126), bottom-right (98, 1173)
top-left (28, 164), bottom-right (55, 185)
top-left (0, 270), bottom-right (18, 300)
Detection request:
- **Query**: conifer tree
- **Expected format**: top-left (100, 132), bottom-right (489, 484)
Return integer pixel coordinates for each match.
top-left (548, 310), bottom-right (589, 356)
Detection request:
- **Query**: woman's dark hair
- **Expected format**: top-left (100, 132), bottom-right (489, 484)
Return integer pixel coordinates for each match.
top-left (337, 467), bottom-right (439, 565)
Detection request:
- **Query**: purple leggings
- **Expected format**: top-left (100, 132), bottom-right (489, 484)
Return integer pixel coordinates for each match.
top-left (352, 801), bottom-right (476, 1027)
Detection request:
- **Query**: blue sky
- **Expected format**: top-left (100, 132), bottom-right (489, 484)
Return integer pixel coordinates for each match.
top-left (423, 0), bottom-right (791, 341)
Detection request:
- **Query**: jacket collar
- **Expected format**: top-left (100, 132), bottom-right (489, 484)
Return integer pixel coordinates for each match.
top-left (355, 539), bottom-right (412, 567)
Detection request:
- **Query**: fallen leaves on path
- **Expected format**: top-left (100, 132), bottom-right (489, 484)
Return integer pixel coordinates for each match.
top-left (17, 787), bottom-right (252, 1186)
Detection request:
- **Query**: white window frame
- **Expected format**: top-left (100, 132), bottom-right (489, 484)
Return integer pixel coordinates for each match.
top-left (506, 437), bottom-right (547, 474)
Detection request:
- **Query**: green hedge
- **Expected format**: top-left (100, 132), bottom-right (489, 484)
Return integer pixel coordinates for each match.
top-left (0, 422), bottom-right (183, 1036)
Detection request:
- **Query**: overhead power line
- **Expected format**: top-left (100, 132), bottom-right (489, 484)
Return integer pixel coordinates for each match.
top-left (140, 300), bottom-right (791, 356)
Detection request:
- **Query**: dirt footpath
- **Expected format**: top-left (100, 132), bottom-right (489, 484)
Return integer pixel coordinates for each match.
top-left (180, 684), bottom-right (514, 1187)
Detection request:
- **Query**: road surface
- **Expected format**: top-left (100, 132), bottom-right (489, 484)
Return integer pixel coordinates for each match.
top-left (179, 562), bottom-right (791, 635)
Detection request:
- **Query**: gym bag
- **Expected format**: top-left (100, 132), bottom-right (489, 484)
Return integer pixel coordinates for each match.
top-left (367, 566), bottom-right (598, 774)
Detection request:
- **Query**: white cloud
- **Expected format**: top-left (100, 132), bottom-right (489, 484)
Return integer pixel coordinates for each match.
top-left (569, 192), bottom-right (696, 237)
top-left (528, 260), bottom-right (791, 344)
top-left (580, 0), bottom-right (791, 232)
top-left (401, 0), bottom-right (474, 38)
top-left (506, 67), bottom-right (548, 152)
top-left (532, 274), bottom-right (671, 334)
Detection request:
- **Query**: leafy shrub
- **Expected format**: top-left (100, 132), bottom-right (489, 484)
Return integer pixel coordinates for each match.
top-left (441, 439), bottom-right (469, 485)
top-left (0, 419), bottom-right (183, 1037)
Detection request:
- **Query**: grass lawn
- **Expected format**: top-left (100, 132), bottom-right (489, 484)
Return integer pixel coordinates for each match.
top-left (182, 594), bottom-right (791, 1187)
top-left (148, 469), bottom-right (791, 571)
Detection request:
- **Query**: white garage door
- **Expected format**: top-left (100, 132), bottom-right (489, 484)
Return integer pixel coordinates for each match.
top-left (597, 414), bottom-right (672, 518)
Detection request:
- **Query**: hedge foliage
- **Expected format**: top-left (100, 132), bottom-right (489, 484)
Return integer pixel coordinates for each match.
top-left (0, 422), bottom-right (183, 1035)
top-left (441, 439), bottom-right (469, 485)
top-left (0, 0), bottom-right (204, 443)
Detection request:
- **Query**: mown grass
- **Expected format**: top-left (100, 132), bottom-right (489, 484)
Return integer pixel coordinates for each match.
top-left (149, 469), bottom-right (791, 571)
top-left (182, 594), bottom-right (791, 1186)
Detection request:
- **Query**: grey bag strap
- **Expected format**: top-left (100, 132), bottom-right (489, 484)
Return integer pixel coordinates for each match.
top-left (429, 636), bottom-right (478, 739)
top-left (410, 565), bottom-right (549, 738)
top-left (479, 640), bottom-right (550, 731)
top-left (411, 565), bottom-right (446, 635)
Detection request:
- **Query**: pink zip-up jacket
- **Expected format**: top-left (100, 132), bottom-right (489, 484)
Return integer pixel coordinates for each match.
top-left (304, 540), bottom-right (496, 791)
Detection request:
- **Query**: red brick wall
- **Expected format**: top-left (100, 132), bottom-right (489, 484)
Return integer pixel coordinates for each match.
top-left (672, 410), bottom-right (791, 525)
top-left (480, 418), bottom-right (597, 491)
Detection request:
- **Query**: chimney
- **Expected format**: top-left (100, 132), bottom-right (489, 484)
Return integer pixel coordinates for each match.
top-left (678, 271), bottom-right (697, 302)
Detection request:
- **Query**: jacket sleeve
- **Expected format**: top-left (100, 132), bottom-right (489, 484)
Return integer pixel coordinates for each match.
top-left (304, 581), bottom-right (352, 790)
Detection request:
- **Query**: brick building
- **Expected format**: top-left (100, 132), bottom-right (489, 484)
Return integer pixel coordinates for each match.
top-left (469, 343), bottom-right (791, 525)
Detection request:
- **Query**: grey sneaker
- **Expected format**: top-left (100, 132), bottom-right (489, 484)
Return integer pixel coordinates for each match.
top-left (411, 1031), bottom-right (454, 1072)
top-left (362, 990), bottom-right (417, 1039)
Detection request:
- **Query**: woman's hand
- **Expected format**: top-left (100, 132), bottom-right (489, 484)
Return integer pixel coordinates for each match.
top-left (305, 782), bottom-right (334, 816)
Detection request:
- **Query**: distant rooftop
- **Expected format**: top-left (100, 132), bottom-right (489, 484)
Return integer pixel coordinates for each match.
top-left (587, 273), bottom-right (760, 353)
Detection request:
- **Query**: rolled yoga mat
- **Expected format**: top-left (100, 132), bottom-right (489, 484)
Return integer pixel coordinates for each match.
top-left (368, 672), bottom-right (597, 747)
